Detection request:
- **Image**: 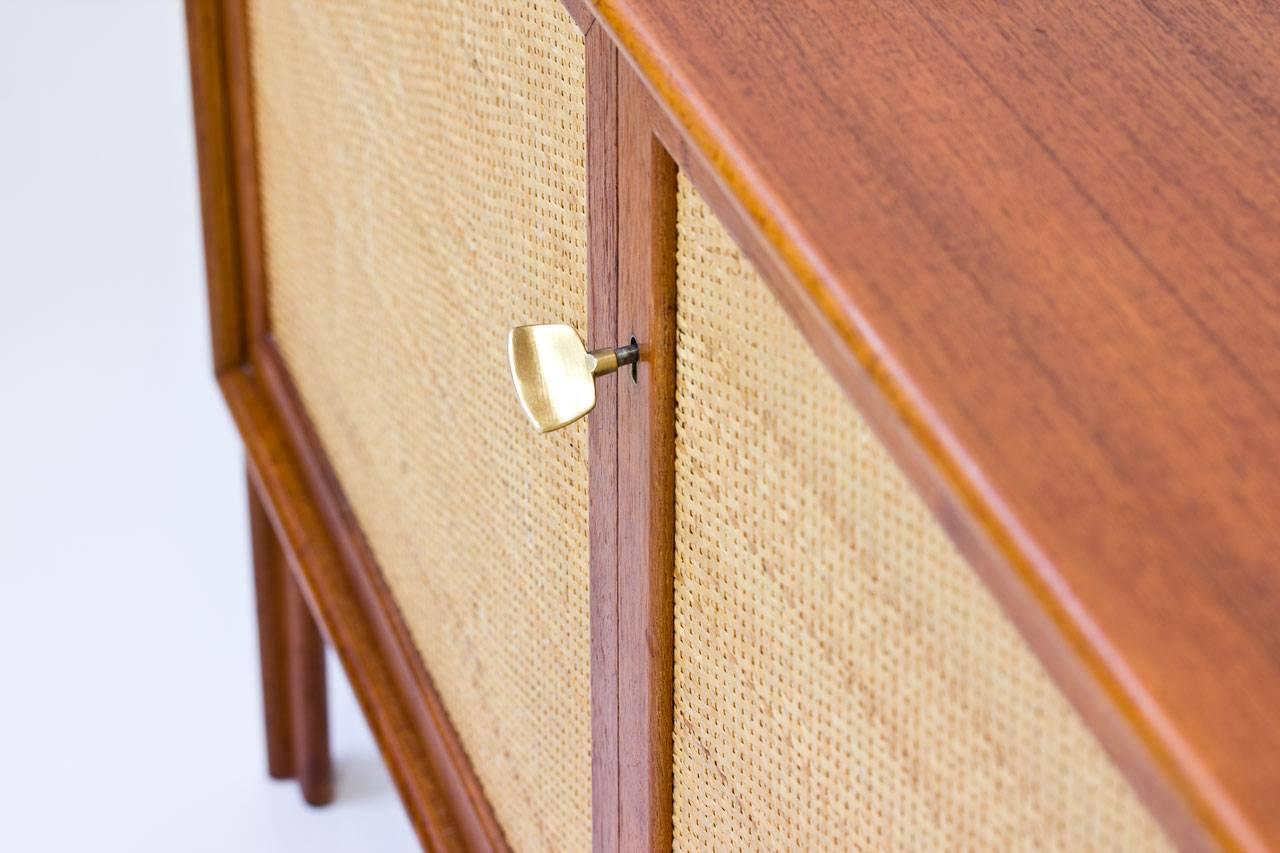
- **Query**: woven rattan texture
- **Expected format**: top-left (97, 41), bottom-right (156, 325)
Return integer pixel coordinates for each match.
top-left (249, 2), bottom-right (589, 848)
top-left (671, 175), bottom-right (1168, 851)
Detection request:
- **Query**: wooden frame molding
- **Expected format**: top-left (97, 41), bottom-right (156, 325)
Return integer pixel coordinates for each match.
top-left (612, 56), bottom-right (678, 853)
top-left (585, 18), bottom-right (622, 853)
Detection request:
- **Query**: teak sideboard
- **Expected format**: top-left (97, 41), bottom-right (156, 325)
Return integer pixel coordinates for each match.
top-left (185, 0), bottom-right (1280, 849)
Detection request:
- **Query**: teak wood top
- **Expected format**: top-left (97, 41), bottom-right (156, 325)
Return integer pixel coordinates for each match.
top-left (593, 0), bottom-right (1280, 847)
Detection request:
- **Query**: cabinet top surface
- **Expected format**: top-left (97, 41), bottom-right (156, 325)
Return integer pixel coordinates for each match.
top-left (595, 0), bottom-right (1280, 845)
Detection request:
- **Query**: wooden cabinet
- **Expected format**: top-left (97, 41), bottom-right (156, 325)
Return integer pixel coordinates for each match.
top-left (186, 0), bottom-right (1280, 849)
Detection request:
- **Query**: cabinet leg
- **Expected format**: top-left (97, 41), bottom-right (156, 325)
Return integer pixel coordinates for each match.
top-left (249, 474), bottom-right (294, 780)
top-left (248, 470), bottom-right (333, 805)
top-left (283, 551), bottom-right (334, 806)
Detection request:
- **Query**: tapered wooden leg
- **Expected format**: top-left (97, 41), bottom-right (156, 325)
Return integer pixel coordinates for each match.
top-left (249, 474), bottom-right (294, 779)
top-left (282, 553), bottom-right (333, 806)
top-left (248, 470), bottom-right (333, 805)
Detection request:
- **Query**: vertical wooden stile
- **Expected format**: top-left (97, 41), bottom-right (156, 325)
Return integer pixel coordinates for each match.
top-left (615, 60), bottom-right (678, 853)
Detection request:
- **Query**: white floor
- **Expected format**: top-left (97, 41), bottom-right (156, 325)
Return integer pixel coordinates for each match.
top-left (0, 2), bottom-right (416, 850)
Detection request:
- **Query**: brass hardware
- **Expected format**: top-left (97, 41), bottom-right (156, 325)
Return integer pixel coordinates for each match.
top-left (507, 324), bottom-right (639, 433)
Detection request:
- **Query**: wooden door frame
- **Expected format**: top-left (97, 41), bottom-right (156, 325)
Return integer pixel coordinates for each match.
top-left (584, 16), bottom-right (623, 853)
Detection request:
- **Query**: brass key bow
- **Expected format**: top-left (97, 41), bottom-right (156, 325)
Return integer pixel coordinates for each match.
top-left (507, 324), bottom-right (638, 433)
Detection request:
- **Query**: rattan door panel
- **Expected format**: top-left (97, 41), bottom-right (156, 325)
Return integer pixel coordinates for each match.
top-left (669, 173), bottom-right (1169, 850)
top-left (247, 1), bottom-right (590, 849)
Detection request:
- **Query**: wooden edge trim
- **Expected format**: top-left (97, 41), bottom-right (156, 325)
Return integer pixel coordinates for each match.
top-left (185, 0), bottom-right (244, 374)
top-left (220, 0), bottom-right (267, 343)
top-left (616, 60), bottom-right (677, 852)
top-left (587, 24), bottom-right (622, 853)
top-left (610, 49), bottom-right (1214, 852)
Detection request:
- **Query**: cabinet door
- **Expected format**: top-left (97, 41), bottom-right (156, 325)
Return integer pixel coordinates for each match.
top-left (246, 0), bottom-right (593, 848)
top-left (666, 174), bottom-right (1165, 850)
top-left (603, 60), bottom-right (1168, 852)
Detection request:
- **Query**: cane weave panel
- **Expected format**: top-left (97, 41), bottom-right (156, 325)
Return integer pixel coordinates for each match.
top-left (672, 174), bottom-right (1168, 851)
top-left (248, 1), bottom-right (589, 849)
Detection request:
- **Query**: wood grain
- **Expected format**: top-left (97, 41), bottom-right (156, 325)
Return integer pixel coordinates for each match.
top-left (280, 546), bottom-right (333, 807)
top-left (616, 59), bottom-right (677, 853)
top-left (586, 21), bottom-right (621, 853)
top-left (219, 0), bottom-right (267, 344)
top-left (247, 472), bottom-right (293, 780)
top-left (250, 470), bottom-right (334, 805)
top-left (592, 0), bottom-right (1280, 847)
top-left (184, 0), bottom-right (244, 373)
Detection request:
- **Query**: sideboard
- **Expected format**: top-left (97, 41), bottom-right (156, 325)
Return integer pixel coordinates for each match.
top-left (186, 0), bottom-right (1280, 848)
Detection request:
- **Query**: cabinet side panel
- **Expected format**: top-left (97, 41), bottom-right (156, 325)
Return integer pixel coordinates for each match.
top-left (247, 1), bottom-right (591, 848)
top-left (671, 173), bottom-right (1168, 850)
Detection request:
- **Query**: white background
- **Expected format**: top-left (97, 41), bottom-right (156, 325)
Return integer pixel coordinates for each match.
top-left (0, 2), bottom-right (416, 849)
